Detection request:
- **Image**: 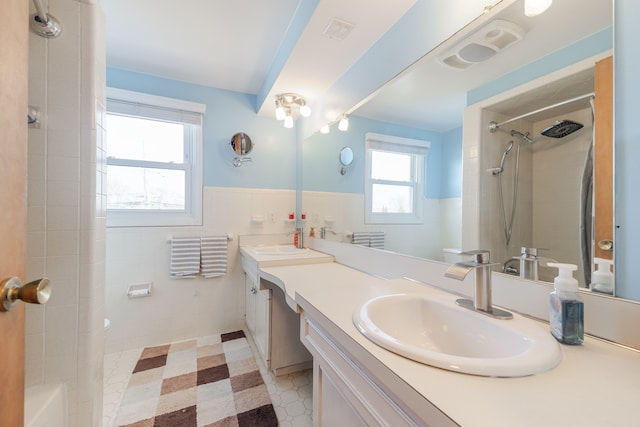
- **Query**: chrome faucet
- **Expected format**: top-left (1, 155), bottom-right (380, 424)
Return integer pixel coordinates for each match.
top-left (511, 247), bottom-right (555, 281)
top-left (320, 226), bottom-right (336, 239)
top-left (445, 250), bottom-right (513, 319)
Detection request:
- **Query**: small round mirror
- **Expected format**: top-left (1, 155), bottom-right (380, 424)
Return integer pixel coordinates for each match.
top-left (230, 132), bottom-right (253, 155)
top-left (339, 147), bottom-right (354, 175)
top-left (339, 147), bottom-right (354, 166)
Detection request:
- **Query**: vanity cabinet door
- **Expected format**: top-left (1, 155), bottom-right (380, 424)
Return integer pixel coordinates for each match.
top-left (316, 361), bottom-right (368, 427)
top-left (244, 274), bottom-right (256, 334)
top-left (254, 287), bottom-right (271, 364)
top-left (301, 312), bottom-right (431, 427)
top-left (244, 273), bottom-right (271, 366)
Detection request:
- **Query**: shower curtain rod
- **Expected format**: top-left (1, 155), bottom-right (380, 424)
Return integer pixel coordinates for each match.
top-left (488, 92), bottom-right (595, 132)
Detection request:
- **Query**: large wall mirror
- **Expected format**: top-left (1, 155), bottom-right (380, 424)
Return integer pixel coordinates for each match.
top-left (302, 0), bottom-right (624, 298)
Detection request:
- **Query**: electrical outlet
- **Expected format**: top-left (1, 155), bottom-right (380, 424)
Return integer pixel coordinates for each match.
top-left (269, 212), bottom-right (275, 223)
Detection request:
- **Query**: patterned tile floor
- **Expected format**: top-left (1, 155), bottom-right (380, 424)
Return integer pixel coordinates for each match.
top-left (103, 331), bottom-right (313, 427)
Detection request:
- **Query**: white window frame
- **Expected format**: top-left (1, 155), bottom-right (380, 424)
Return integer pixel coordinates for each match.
top-left (105, 88), bottom-right (205, 227)
top-left (364, 133), bottom-right (430, 224)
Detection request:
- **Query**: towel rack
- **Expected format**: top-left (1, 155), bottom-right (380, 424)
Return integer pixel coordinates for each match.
top-left (167, 233), bottom-right (233, 243)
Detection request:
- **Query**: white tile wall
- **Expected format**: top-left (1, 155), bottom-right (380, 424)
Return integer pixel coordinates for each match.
top-left (25, 1), bottom-right (106, 426)
top-left (104, 187), bottom-right (298, 353)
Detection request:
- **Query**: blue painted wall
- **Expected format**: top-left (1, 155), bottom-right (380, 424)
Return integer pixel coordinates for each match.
top-left (442, 127), bottom-right (463, 198)
top-left (303, 115), bottom-right (449, 198)
top-left (106, 68), bottom-right (297, 190)
top-left (468, 28), bottom-right (612, 105)
top-left (614, 0), bottom-right (640, 301)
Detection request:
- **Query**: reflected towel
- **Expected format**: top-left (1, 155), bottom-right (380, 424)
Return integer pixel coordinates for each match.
top-left (352, 232), bottom-right (370, 246)
top-left (370, 231), bottom-right (385, 249)
top-left (201, 236), bottom-right (228, 278)
top-left (170, 237), bottom-right (200, 278)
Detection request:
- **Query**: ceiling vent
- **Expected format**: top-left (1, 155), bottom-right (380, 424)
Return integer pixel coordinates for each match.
top-left (323, 18), bottom-right (355, 41)
top-left (438, 19), bottom-right (525, 70)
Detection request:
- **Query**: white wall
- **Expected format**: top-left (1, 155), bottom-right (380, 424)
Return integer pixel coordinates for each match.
top-left (25, 1), bottom-right (106, 426)
top-left (105, 187), bottom-right (297, 353)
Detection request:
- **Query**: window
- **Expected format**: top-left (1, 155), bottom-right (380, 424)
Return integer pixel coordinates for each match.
top-left (106, 88), bottom-right (205, 227)
top-left (365, 133), bottom-right (430, 224)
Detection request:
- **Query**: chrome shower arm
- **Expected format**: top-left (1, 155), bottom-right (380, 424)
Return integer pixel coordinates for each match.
top-left (30, 0), bottom-right (62, 38)
top-left (33, 0), bottom-right (50, 24)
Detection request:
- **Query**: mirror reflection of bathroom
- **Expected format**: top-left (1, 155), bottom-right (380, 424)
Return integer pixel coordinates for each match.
top-left (475, 65), bottom-right (605, 288)
top-left (231, 132), bottom-right (253, 155)
top-left (339, 146), bottom-right (353, 175)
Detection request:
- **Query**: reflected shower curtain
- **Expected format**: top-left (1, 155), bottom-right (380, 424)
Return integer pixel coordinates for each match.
top-left (579, 139), bottom-right (594, 286)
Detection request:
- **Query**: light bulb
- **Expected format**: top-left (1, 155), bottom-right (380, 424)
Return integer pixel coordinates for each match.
top-left (320, 124), bottom-right (330, 134)
top-left (284, 112), bottom-right (294, 129)
top-left (524, 0), bottom-right (552, 16)
top-left (275, 105), bottom-right (286, 121)
top-left (338, 114), bottom-right (349, 132)
top-left (299, 104), bottom-right (311, 118)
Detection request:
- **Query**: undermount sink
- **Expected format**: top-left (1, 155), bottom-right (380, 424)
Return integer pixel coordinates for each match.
top-left (353, 292), bottom-right (562, 377)
top-left (250, 245), bottom-right (310, 255)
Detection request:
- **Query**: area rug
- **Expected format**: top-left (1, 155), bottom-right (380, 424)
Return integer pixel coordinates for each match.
top-left (114, 330), bottom-right (278, 427)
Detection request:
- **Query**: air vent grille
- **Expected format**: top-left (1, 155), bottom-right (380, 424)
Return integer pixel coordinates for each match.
top-left (323, 18), bottom-right (355, 41)
top-left (438, 19), bottom-right (525, 70)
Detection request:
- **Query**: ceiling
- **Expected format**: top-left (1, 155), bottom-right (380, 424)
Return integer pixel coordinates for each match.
top-left (102, 0), bottom-right (612, 133)
top-left (354, 0), bottom-right (612, 132)
top-left (102, 0), bottom-right (415, 119)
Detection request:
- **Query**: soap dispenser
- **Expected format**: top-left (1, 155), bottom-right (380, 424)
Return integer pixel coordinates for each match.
top-left (591, 258), bottom-right (614, 294)
top-left (548, 263), bottom-right (583, 345)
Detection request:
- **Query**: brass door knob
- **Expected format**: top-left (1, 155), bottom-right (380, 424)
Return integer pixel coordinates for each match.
top-left (0, 277), bottom-right (51, 312)
top-left (598, 239), bottom-right (614, 251)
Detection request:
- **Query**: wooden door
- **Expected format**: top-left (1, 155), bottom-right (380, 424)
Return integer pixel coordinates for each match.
top-left (0, 0), bottom-right (29, 425)
top-left (594, 56), bottom-right (614, 261)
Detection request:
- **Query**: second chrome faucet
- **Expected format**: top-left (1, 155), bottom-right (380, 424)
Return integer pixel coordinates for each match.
top-left (445, 250), bottom-right (513, 320)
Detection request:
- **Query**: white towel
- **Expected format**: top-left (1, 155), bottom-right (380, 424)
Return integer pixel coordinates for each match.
top-left (200, 236), bottom-right (228, 278)
top-left (170, 237), bottom-right (200, 278)
top-left (352, 232), bottom-right (371, 246)
top-left (370, 231), bottom-right (385, 249)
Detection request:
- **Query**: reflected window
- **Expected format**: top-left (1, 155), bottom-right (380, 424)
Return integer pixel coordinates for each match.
top-left (106, 88), bottom-right (205, 227)
top-left (365, 133), bottom-right (430, 224)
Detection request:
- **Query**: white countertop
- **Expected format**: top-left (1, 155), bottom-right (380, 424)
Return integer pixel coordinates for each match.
top-left (259, 262), bottom-right (640, 427)
top-left (239, 244), bottom-right (334, 268)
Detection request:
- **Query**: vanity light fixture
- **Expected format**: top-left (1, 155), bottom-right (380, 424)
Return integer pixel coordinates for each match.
top-left (320, 124), bottom-right (330, 134)
top-left (284, 110), bottom-right (294, 129)
top-left (275, 93), bottom-right (311, 128)
top-left (275, 99), bottom-right (286, 121)
top-left (524, 0), bottom-right (552, 16)
top-left (338, 114), bottom-right (349, 132)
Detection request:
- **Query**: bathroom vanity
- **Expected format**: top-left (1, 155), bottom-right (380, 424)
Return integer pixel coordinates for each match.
top-left (257, 251), bottom-right (640, 426)
top-left (239, 243), bottom-right (333, 375)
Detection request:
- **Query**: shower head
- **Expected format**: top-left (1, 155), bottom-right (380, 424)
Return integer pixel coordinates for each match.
top-left (491, 140), bottom-right (514, 175)
top-left (541, 120), bottom-right (583, 138)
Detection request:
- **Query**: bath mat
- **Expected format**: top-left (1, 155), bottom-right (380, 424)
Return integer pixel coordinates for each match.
top-left (114, 330), bottom-right (278, 427)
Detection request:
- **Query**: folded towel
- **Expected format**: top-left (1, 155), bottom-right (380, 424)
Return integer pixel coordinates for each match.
top-left (352, 232), bottom-right (371, 246)
top-left (370, 231), bottom-right (385, 249)
top-left (170, 237), bottom-right (200, 278)
top-left (200, 236), bottom-right (228, 278)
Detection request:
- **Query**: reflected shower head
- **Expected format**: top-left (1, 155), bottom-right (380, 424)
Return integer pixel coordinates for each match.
top-left (491, 140), bottom-right (514, 175)
top-left (541, 120), bottom-right (583, 138)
